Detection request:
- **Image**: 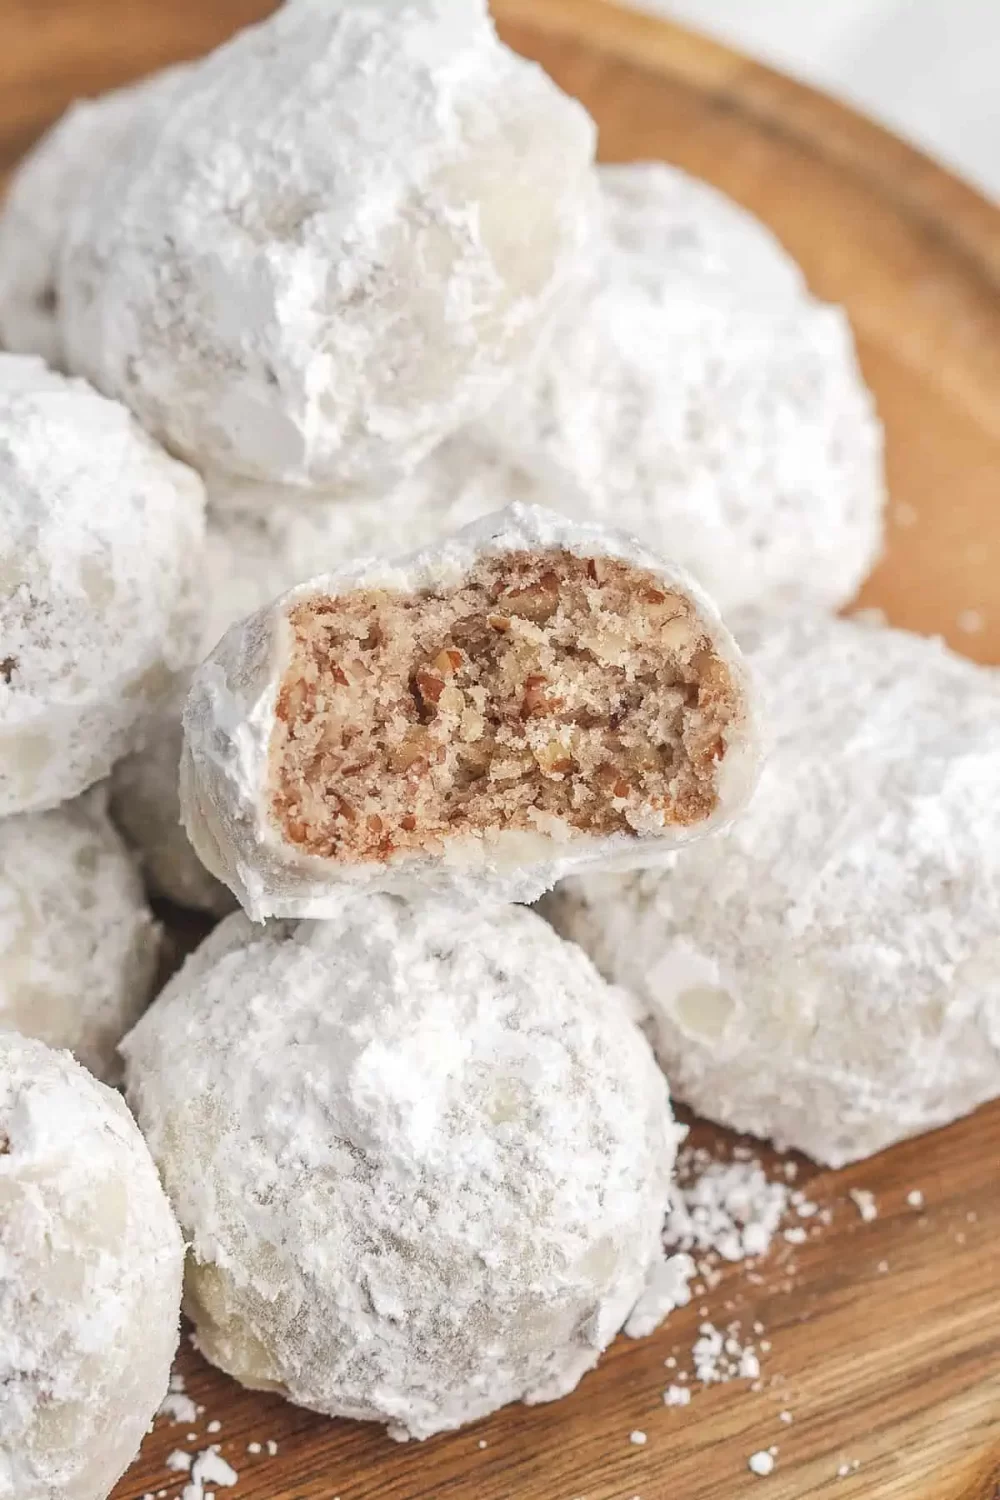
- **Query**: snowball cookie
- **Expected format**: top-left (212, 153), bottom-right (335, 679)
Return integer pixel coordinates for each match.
top-left (0, 67), bottom-right (184, 368)
top-left (0, 789), bottom-right (160, 1084)
top-left (110, 436), bottom-right (524, 912)
top-left (181, 502), bottom-right (760, 917)
top-left (121, 898), bottom-right (682, 1439)
top-left (600, 161), bottom-right (806, 306)
top-left (58, 0), bottom-right (596, 488)
top-left (544, 614), bottom-right (1000, 1168)
top-left (0, 355), bottom-right (205, 816)
top-left (474, 161), bottom-right (885, 617)
top-left (0, 1033), bottom-right (184, 1500)
top-left (110, 723), bottom-right (236, 917)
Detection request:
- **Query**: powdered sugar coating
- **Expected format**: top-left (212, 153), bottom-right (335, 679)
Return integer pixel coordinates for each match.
top-left (0, 69), bottom-right (183, 368)
top-left (121, 898), bottom-right (681, 1439)
top-left (474, 162), bottom-right (885, 616)
top-left (180, 502), bottom-right (760, 917)
top-left (0, 1033), bottom-right (184, 1499)
top-left (0, 789), bottom-right (160, 1084)
top-left (600, 163), bottom-right (805, 305)
top-left (545, 615), bottom-right (1000, 1167)
top-left (0, 356), bottom-right (205, 816)
top-left (59, 0), bottom-right (596, 487)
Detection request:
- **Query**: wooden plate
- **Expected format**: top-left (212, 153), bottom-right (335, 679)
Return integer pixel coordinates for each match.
top-left (3, 3), bottom-right (1000, 1497)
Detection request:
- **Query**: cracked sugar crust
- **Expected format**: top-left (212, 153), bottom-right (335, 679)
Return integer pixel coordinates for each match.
top-left (110, 436), bottom-right (525, 912)
top-left (121, 898), bottom-right (682, 1440)
top-left (544, 614), bottom-right (1000, 1168)
top-left (0, 1034), bottom-right (184, 1500)
top-left (473, 161), bottom-right (886, 617)
top-left (0, 788), bottom-right (161, 1084)
top-left (58, 0), bottom-right (596, 488)
top-left (180, 503), bottom-right (760, 917)
top-left (0, 355), bottom-right (206, 816)
top-left (0, 66), bottom-right (186, 369)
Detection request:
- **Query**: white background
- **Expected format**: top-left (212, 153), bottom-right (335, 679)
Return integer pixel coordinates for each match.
top-left (634, 0), bottom-right (1000, 201)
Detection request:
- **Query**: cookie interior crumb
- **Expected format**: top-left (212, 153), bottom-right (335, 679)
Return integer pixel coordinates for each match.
top-left (268, 548), bottom-right (740, 862)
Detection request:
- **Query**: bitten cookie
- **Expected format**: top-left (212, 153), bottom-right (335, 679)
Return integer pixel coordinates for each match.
top-left (180, 503), bottom-right (759, 916)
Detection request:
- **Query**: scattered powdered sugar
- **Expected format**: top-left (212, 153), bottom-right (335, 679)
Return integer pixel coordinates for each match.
top-left (748, 1450), bottom-right (775, 1476)
top-left (662, 1150), bottom-right (791, 1265)
top-left (849, 1189), bottom-right (879, 1223)
top-left (191, 1450), bottom-right (238, 1488)
top-left (664, 1385), bottom-right (691, 1407)
top-left (690, 1323), bottom-right (763, 1386)
top-left (156, 1371), bottom-right (198, 1426)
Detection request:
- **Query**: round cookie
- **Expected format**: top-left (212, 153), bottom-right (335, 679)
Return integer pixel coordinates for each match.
top-left (0, 790), bottom-right (160, 1084)
top-left (122, 898), bottom-right (681, 1440)
top-left (0, 1033), bottom-right (184, 1500)
top-left (475, 161), bottom-right (885, 616)
top-left (0, 68), bottom-right (185, 368)
top-left (0, 355), bottom-right (205, 816)
top-left (180, 503), bottom-right (759, 916)
top-left (59, 0), bottom-right (596, 488)
top-left (545, 614), bottom-right (1000, 1167)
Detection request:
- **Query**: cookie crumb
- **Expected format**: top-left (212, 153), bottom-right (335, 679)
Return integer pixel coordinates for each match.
top-left (748, 1451), bottom-right (775, 1476)
top-left (849, 1188), bottom-right (878, 1223)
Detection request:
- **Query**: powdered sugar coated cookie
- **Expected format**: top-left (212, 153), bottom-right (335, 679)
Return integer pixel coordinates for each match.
top-left (59, 0), bottom-right (596, 487)
top-left (0, 1033), bottom-right (183, 1500)
top-left (0, 68), bottom-right (185, 368)
top-left (600, 162), bottom-right (805, 305)
top-left (545, 615), bottom-right (1000, 1166)
top-left (475, 162), bottom-right (885, 616)
top-left (122, 898), bottom-right (681, 1439)
top-left (0, 355), bottom-right (205, 816)
top-left (0, 789), bottom-right (160, 1084)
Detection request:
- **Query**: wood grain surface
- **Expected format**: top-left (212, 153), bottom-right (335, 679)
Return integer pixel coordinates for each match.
top-left (3, 2), bottom-right (1000, 1497)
